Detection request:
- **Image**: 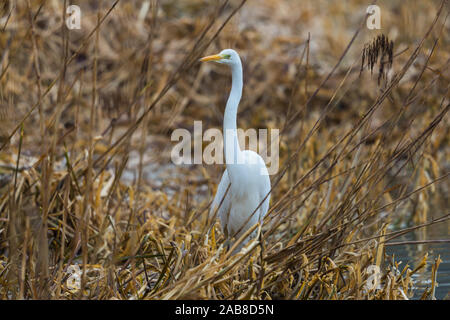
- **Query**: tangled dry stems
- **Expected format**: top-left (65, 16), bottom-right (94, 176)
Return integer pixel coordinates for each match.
top-left (0, 0), bottom-right (449, 299)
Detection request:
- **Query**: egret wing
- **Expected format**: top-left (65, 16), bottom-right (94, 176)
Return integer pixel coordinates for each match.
top-left (210, 169), bottom-right (232, 232)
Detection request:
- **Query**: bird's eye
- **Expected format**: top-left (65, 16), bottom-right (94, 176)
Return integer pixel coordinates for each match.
top-left (222, 54), bottom-right (231, 59)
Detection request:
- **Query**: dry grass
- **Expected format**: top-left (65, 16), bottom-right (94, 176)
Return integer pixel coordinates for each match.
top-left (0, 0), bottom-right (449, 299)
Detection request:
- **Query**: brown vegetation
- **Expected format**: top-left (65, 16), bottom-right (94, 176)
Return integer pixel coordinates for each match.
top-left (0, 0), bottom-right (448, 299)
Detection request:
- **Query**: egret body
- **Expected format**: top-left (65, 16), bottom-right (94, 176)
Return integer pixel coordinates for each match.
top-left (200, 49), bottom-right (271, 252)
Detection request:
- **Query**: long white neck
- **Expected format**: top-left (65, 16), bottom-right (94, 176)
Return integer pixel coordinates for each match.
top-left (223, 59), bottom-right (243, 181)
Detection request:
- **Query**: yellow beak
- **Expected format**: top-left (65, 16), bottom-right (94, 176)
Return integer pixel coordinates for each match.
top-left (199, 54), bottom-right (222, 62)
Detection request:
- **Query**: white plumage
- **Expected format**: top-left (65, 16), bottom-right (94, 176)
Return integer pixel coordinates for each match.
top-left (201, 49), bottom-right (271, 252)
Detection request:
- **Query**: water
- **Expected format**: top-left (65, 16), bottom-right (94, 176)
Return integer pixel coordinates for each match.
top-left (386, 220), bottom-right (450, 300)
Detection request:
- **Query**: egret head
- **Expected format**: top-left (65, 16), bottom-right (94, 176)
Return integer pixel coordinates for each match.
top-left (200, 49), bottom-right (241, 66)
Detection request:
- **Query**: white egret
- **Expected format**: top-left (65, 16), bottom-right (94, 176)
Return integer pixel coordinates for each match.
top-left (200, 49), bottom-right (271, 252)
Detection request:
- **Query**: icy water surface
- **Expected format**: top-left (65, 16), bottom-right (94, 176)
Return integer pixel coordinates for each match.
top-left (386, 221), bottom-right (449, 300)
